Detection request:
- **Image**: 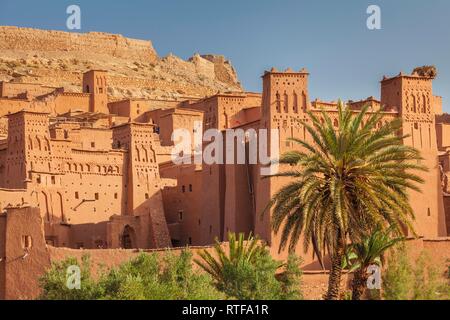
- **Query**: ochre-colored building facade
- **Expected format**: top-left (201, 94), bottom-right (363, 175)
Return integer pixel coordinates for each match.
top-left (0, 71), bottom-right (172, 251)
top-left (0, 67), bottom-right (449, 298)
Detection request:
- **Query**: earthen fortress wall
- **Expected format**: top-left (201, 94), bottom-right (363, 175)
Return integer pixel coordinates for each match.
top-left (0, 26), bottom-right (158, 62)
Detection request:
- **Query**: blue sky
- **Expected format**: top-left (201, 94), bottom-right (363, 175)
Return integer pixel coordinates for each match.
top-left (1, 0), bottom-right (450, 112)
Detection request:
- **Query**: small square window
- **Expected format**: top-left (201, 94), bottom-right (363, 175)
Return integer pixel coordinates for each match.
top-left (75, 192), bottom-right (79, 199)
top-left (91, 142), bottom-right (95, 148)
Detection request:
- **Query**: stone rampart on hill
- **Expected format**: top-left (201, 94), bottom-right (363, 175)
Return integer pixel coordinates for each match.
top-left (0, 26), bottom-right (158, 62)
top-left (0, 26), bottom-right (242, 100)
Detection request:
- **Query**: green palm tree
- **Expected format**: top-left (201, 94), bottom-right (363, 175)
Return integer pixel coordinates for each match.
top-left (265, 102), bottom-right (426, 300)
top-left (194, 232), bottom-right (264, 285)
top-left (343, 225), bottom-right (405, 300)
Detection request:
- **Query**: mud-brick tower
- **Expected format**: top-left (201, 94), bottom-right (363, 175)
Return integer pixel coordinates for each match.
top-left (112, 122), bottom-right (171, 248)
top-left (5, 111), bottom-right (52, 189)
top-left (260, 67), bottom-right (311, 167)
top-left (83, 70), bottom-right (108, 114)
top-left (255, 68), bottom-right (312, 260)
top-left (381, 72), bottom-right (447, 237)
top-left (3, 111), bottom-right (67, 223)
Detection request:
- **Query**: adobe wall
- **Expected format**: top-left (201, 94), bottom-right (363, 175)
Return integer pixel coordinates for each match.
top-left (444, 196), bottom-right (450, 235)
top-left (201, 55), bottom-right (239, 87)
top-left (0, 207), bottom-right (51, 300)
top-left (0, 117), bottom-right (6, 138)
top-left (223, 162), bottom-right (255, 238)
top-left (403, 237), bottom-right (450, 276)
top-left (0, 188), bottom-right (29, 212)
top-left (0, 98), bottom-right (29, 117)
top-left (0, 82), bottom-right (56, 99)
top-left (422, 238), bottom-right (450, 273)
top-left (391, 76), bottom-right (448, 237)
top-left (160, 153), bottom-right (224, 246)
top-left (0, 215), bottom-right (5, 299)
top-left (222, 120), bottom-right (262, 241)
top-left (434, 95), bottom-right (443, 115)
top-left (157, 108), bottom-right (203, 148)
top-left (106, 75), bottom-right (225, 99)
top-left (189, 54), bottom-right (217, 81)
top-left (0, 26), bottom-right (158, 63)
top-left (181, 93), bottom-right (261, 131)
top-left (0, 206), bottom-right (448, 300)
top-left (108, 100), bottom-right (132, 118)
top-left (230, 107), bottom-right (261, 127)
top-left (348, 97), bottom-right (381, 111)
top-left (52, 93), bottom-right (91, 114)
top-left (46, 244), bottom-right (227, 276)
top-left (436, 123), bottom-right (450, 150)
top-left (160, 163), bottom-right (204, 246)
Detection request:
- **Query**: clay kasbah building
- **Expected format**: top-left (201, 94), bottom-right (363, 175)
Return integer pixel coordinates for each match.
top-left (0, 21), bottom-right (449, 303)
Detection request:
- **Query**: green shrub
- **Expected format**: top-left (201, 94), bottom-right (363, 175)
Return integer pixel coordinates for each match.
top-left (195, 233), bottom-right (303, 300)
top-left (279, 254), bottom-right (303, 300)
top-left (40, 241), bottom-right (304, 300)
top-left (412, 252), bottom-right (448, 300)
top-left (39, 255), bottom-right (103, 300)
top-left (382, 245), bottom-right (413, 300)
top-left (40, 250), bottom-right (223, 300)
top-left (219, 247), bottom-right (282, 299)
top-left (382, 245), bottom-right (449, 300)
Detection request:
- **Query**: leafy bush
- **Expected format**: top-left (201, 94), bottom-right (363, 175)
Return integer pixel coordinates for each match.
top-left (412, 253), bottom-right (447, 300)
top-left (39, 255), bottom-right (103, 300)
top-left (278, 254), bottom-right (303, 300)
top-left (382, 245), bottom-right (413, 300)
top-left (382, 245), bottom-right (449, 300)
top-left (220, 248), bottom-right (282, 299)
top-left (195, 232), bottom-right (303, 300)
top-left (40, 238), bottom-right (304, 301)
top-left (40, 250), bottom-right (223, 300)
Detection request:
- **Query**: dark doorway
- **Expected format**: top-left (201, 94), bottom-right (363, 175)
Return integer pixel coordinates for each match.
top-left (121, 225), bottom-right (135, 249)
top-left (171, 239), bottom-right (181, 247)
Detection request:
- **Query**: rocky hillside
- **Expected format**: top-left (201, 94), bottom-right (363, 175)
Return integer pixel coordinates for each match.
top-left (0, 26), bottom-right (242, 100)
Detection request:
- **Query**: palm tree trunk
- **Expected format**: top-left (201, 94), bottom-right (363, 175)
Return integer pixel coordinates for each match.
top-left (351, 268), bottom-right (368, 300)
top-left (325, 238), bottom-right (345, 300)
